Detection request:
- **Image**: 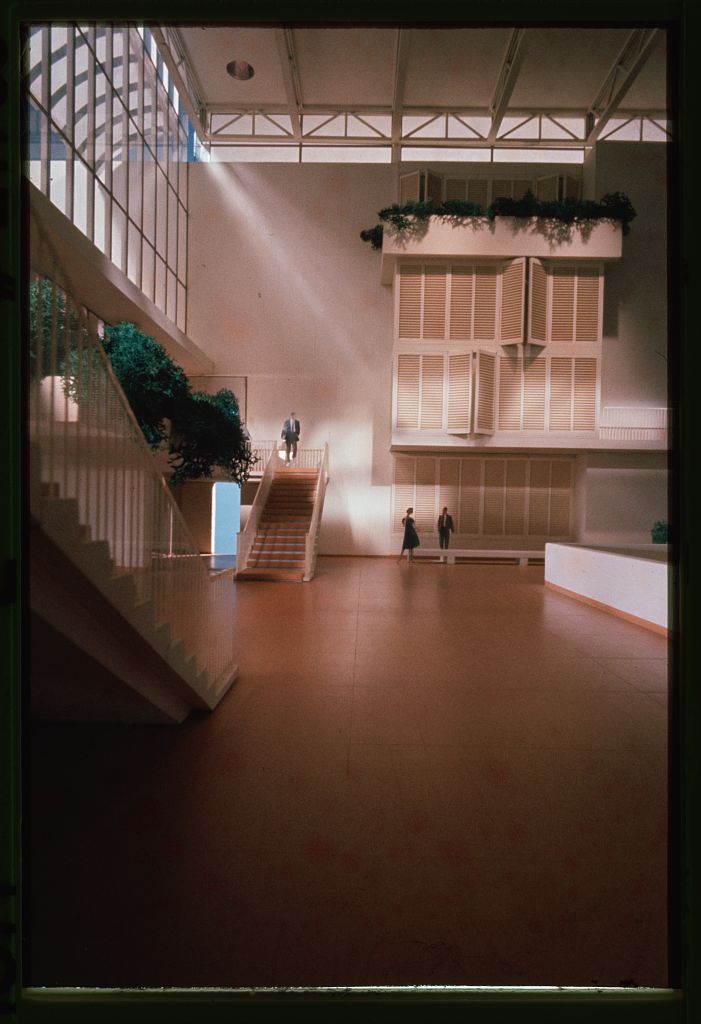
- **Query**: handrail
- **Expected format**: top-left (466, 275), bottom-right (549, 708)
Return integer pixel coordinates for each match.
top-left (28, 215), bottom-right (236, 695)
top-left (304, 442), bottom-right (330, 581)
top-left (236, 444), bottom-right (279, 573)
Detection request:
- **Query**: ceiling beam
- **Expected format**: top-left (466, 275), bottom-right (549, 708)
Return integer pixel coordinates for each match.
top-left (487, 28), bottom-right (527, 145)
top-left (150, 25), bottom-right (207, 145)
top-left (585, 28), bottom-right (660, 145)
top-left (391, 28), bottom-right (411, 163)
top-left (275, 27), bottom-right (302, 143)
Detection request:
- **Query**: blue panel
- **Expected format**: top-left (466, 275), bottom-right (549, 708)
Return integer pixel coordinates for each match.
top-left (212, 483), bottom-right (240, 554)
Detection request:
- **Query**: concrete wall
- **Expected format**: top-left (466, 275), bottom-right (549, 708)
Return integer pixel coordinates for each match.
top-left (185, 153), bottom-right (669, 555)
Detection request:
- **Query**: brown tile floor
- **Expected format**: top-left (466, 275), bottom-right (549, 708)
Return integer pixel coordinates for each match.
top-left (28, 556), bottom-right (669, 988)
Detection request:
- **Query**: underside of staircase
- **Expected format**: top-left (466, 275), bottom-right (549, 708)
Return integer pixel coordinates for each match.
top-left (237, 466), bottom-right (318, 582)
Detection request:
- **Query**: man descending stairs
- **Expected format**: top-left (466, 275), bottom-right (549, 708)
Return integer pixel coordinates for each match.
top-left (237, 466), bottom-right (319, 581)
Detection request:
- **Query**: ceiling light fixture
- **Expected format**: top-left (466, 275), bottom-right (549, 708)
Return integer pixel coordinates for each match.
top-left (226, 60), bottom-right (255, 80)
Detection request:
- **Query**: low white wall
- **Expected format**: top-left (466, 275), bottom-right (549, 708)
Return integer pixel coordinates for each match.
top-left (544, 542), bottom-right (669, 630)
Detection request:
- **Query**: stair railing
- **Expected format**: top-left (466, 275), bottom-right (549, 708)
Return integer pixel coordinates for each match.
top-left (304, 443), bottom-right (330, 581)
top-left (235, 445), bottom-right (280, 573)
top-left (28, 217), bottom-right (237, 697)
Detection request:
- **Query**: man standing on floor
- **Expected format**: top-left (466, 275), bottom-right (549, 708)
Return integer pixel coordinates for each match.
top-left (437, 506), bottom-right (454, 550)
top-left (281, 411), bottom-right (301, 466)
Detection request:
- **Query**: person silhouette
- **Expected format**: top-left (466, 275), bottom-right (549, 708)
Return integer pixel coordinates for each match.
top-left (281, 411), bottom-right (301, 466)
top-left (397, 507), bottom-right (420, 563)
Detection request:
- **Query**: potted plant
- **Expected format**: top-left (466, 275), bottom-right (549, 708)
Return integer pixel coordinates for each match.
top-left (651, 520), bottom-right (669, 544)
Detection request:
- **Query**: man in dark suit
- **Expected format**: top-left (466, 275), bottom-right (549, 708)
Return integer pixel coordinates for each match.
top-left (281, 412), bottom-right (301, 465)
top-left (437, 507), bottom-right (454, 549)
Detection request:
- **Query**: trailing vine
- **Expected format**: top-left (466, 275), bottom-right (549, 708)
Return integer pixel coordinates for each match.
top-left (360, 190), bottom-right (636, 249)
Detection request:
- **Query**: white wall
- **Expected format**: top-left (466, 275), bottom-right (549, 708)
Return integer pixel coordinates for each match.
top-left (574, 452), bottom-right (668, 545)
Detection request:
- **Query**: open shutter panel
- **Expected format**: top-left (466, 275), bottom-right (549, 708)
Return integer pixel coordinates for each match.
top-left (549, 460), bottom-right (573, 535)
top-left (393, 457), bottom-right (415, 531)
top-left (498, 355), bottom-right (522, 431)
top-left (528, 258), bottom-right (548, 345)
top-left (549, 357), bottom-right (573, 430)
top-left (572, 357), bottom-right (597, 430)
top-left (564, 175), bottom-right (580, 200)
top-left (458, 459), bottom-right (481, 534)
top-left (528, 460), bottom-right (551, 535)
top-left (475, 350), bottom-right (496, 434)
top-left (396, 354), bottom-right (420, 428)
top-left (474, 266), bottom-right (498, 340)
top-left (483, 459), bottom-right (506, 535)
top-left (522, 354), bottom-right (547, 430)
top-left (439, 459), bottom-right (460, 528)
top-left (500, 257), bottom-right (525, 343)
top-left (399, 171), bottom-right (421, 204)
top-left (420, 355), bottom-right (445, 429)
top-left (505, 459), bottom-right (528, 534)
top-left (551, 266), bottom-right (576, 342)
top-left (426, 171), bottom-right (443, 202)
top-left (536, 174), bottom-right (559, 201)
top-left (398, 266), bottom-right (422, 339)
top-left (575, 266), bottom-right (602, 342)
top-left (415, 457), bottom-right (437, 533)
top-left (447, 353), bottom-right (472, 432)
top-left (422, 265), bottom-right (447, 338)
top-left (467, 179), bottom-right (489, 207)
top-left (445, 178), bottom-right (467, 201)
top-left (449, 266), bottom-right (474, 340)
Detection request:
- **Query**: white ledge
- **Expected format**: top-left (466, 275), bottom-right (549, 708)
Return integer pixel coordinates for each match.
top-left (381, 216), bottom-right (623, 284)
top-left (391, 432), bottom-right (668, 453)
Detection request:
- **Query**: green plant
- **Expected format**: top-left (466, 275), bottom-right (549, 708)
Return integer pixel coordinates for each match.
top-left (28, 277), bottom-right (83, 378)
top-left (651, 520), bottom-right (669, 543)
top-left (168, 387), bottom-right (255, 485)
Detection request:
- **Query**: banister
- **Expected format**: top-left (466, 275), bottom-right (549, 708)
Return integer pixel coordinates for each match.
top-left (304, 442), bottom-right (330, 581)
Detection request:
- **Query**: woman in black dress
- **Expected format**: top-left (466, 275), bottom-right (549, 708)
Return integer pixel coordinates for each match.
top-left (397, 507), bottom-right (420, 563)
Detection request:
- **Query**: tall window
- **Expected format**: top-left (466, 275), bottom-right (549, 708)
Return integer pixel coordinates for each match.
top-left (26, 24), bottom-right (196, 333)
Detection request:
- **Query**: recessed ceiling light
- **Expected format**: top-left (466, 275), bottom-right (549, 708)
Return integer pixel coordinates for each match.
top-left (226, 60), bottom-right (255, 80)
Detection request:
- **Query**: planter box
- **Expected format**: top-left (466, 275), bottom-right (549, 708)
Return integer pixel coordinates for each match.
top-left (380, 216), bottom-right (623, 283)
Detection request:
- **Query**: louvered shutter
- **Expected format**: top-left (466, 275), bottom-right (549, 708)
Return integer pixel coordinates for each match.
top-left (492, 179), bottom-right (514, 201)
top-left (458, 459), bottom-right (481, 534)
top-left (447, 353), bottom-right (472, 432)
top-left (572, 357), bottom-right (597, 430)
top-left (467, 179), bottom-right (489, 206)
top-left (551, 266), bottom-right (575, 342)
top-left (439, 459), bottom-right (460, 530)
top-left (393, 457), bottom-right (415, 531)
top-left (549, 460), bottom-right (572, 535)
top-left (449, 266), bottom-right (474, 340)
top-left (505, 459), bottom-right (527, 534)
top-left (522, 354), bottom-right (546, 430)
top-left (483, 458), bottom-right (506, 535)
top-left (500, 257), bottom-right (525, 343)
top-left (498, 355), bottom-right (522, 431)
top-left (422, 265), bottom-right (447, 338)
top-left (474, 266), bottom-right (498, 340)
top-left (445, 178), bottom-right (467, 201)
top-left (536, 175), bottom-right (559, 201)
top-left (398, 266), bottom-right (422, 339)
top-left (549, 357), bottom-right (573, 430)
top-left (513, 179), bottom-right (534, 199)
top-left (396, 354), bottom-right (420, 428)
top-left (399, 171), bottom-right (421, 204)
top-left (415, 457), bottom-right (437, 533)
top-left (420, 355), bottom-right (445, 429)
top-left (564, 175), bottom-right (580, 200)
top-left (528, 258), bottom-right (548, 345)
top-left (574, 266), bottom-right (601, 342)
top-left (426, 171), bottom-right (443, 202)
top-left (527, 460), bottom-right (550, 535)
top-left (475, 350), bottom-right (496, 434)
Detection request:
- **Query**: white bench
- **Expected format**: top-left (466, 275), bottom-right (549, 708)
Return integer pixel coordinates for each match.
top-left (412, 547), bottom-right (545, 566)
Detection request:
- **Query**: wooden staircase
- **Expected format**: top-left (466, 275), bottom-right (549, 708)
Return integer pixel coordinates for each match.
top-left (237, 466), bottom-right (319, 581)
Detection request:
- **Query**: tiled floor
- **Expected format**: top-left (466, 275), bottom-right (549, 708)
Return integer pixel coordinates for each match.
top-left (28, 556), bottom-right (669, 988)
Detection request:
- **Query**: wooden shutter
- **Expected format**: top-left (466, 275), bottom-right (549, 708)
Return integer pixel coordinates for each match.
top-left (393, 456), bottom-right (415, 531)
top-left (447, 353), bottom-right (472, 432)
top-left (549, 460), bottom-right (572, 535)
top-left (449, 266), bottom-right (474, 340)
top-left (475, 350), bottom-right (496, 434)
top-left (505, 459), bottom-right (527, 534)
top-left (528, 258), bottom-right (548, 345)
top-left (548, 357), bottom-right (597, 431)
top-left (498, 355), bottom-right (522, 431)
top-left (549, 357), bottom-right (573, 430)
top-left (500, 257), bottom-right (525, 343)
top-left (528, 460), bottom-right (550, 535)
top-left (574, 266), bottom-right (601, 342)
top-left (474, 266), bottom-right (498, 340)
top-left (536, 175), bottom-right (559, 201)
top-left (399, 171), bottom-right (421, 204)
top-left (445, 178), bottom-right (467, 201)
top-left (415, 457), bottom-right (437, 533)
top-left (563, 175), bottom-right (580, 200)
top-left (458, 459), bottom-right (481, 534)
top-left (422, 265), bottom-right (447, 338)
top-left (492, 179), bottom-right (514, 201)
top-left (439, 459), bottom-right (460, 529)
top-left (420, 355), bottom-right (445, 429)
top-left (573, 357), bottom-right (597, 430)
top-left (426, 171), bottom-right (443, 202)
top-left (396, 354), bottom-right (420, 428)
top-left (512, 179), bottom-right (534, 199)
top-left (551, 266), bottom-right (575, 342)
top-left (522, 354), bottom-right (546, 430)
top-left (483, 459), bottom-right (506, 535)
top-left (398, 266), bottom-right (422, 339)
top-left (467, 179), bottom-right (489, 206)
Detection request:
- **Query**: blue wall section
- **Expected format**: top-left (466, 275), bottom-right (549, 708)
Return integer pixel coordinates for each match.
top-left (212, 483), bottom-right (240, 554)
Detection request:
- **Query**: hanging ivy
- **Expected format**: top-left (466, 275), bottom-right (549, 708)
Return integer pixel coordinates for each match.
top-left (360, 190), bottom-right (636, 249)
